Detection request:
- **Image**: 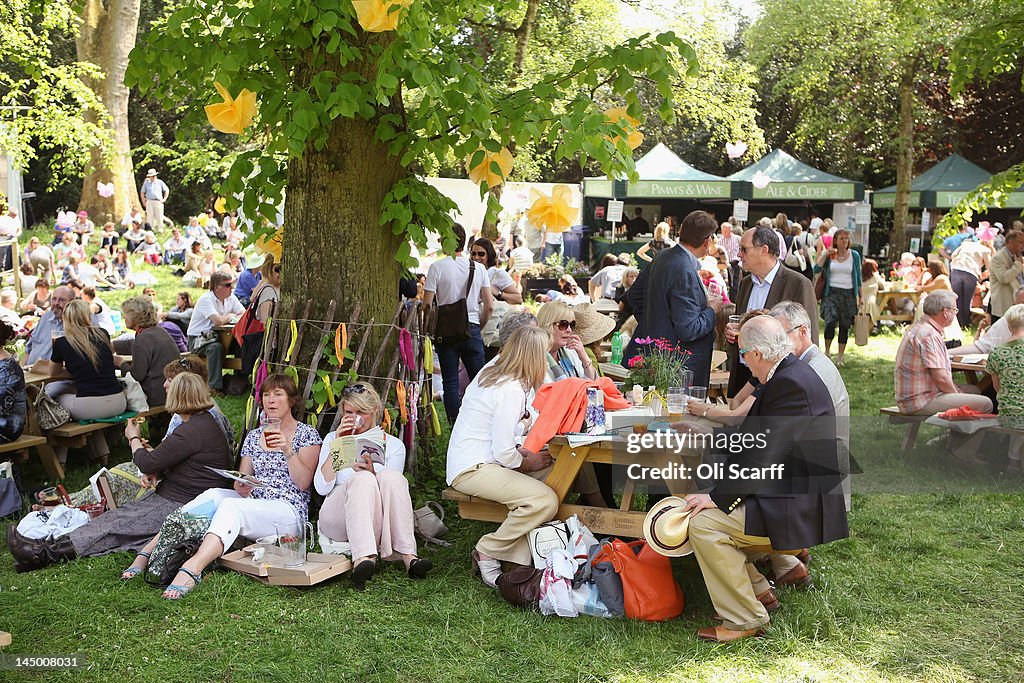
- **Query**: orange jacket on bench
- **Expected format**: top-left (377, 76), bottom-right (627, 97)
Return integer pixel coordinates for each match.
top-left (524, 377), bottom-right (630, 453)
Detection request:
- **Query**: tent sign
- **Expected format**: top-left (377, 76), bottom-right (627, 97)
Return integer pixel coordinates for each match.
top-left (627, 180), bottom-right (731, 198)
top-left (733, 199), bottom-right (749, 222)
top-left (921, 209), bottom-right (930, 233)
top-left (607, 200), bottom-right (624, 223)
top-left (753, 182), bottom-right (855, 201)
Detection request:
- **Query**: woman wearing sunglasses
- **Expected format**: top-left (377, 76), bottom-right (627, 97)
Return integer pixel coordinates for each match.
top-left (315, 382), bottom-right (431, 590)
top-left (536, 301), bottom-right (598, 383)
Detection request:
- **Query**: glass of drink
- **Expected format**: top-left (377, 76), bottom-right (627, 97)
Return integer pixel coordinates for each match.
top-left (667, 387), bottom-right (687, 420)
top-left (39, 487), bottom-right (59, 506)
top-left (261, 416), bottom-right (282, 451)
top-left (688, 386), bottom-right (708, 403)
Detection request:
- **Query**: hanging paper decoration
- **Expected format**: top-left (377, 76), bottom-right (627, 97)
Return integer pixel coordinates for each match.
top-left (214, 197), bottom-right (227, 214)
top-left (430, 403), bottom-right (441, 435)
top-left (603, 107), bottom-right (644, 151)
top-left (977, 222), bottom-right (998, 241)
top-left (96, 182), bottom-right (115, 198)
top-left (752, 171), bottom-right (772, 190)
top-left (205, 82), bottom-right (257, 135)
top-left (423, 338), bottom-right (433, 374)
top-left (322, 375), bottom-right (337, 407)
top-left (382, 407), bottom-right (393, 433)
top-left (465, 146), bottom-right (514, 188)
top-left (255, 228), bottom-right (283, 262)
top-left (334, 323), bottom-right (348, 363)
top-left (527, 185), bottom-right (575, 233)
top-left (398, 329), bottom-right (414, 371)
top-left (725, 141), bottom-right (748, 160)
top-left (285, 320), bottom-right (298, 362)
top-left (56, 211), bottom-right (76, 229)
top-left (396, 381), bottom-right (408, 424)
top-left (352, 0), bottom-right (413, 33)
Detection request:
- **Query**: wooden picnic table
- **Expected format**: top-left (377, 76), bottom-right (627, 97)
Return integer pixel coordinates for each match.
top-left (876, 288), bottom-right (923, 323)
top-left (592, 298), bottom-right (619, 316)
top-left (951, 356), bottom-right (991, 393)
top-left (445, 418), bottom-right (717, 537)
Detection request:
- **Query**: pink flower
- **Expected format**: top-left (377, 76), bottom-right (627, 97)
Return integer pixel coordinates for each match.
top-left (627, 356), bottom-right (645, 368)
top-left (634, 337), bottom-right (654, 345)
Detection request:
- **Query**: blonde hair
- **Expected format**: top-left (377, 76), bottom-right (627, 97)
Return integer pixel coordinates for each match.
top-left (477, 326), bottom-right (549, 392)
top-left (120, 296), bottom-right (158, 329)
top-left (61, 299), bottom-right (107, 370)
top-left (260, 254), bottom-right (277, 281)
top-left (165, 373), bottom-right (215, 415)
top-left (333, 382), bottom-right (382, 430)
top-left (536, 300), bottom-right (575, 331)
top-left (654, 222), bottom-right (670, 241)
top-left (1004, 304), bottom-right (1024, 332)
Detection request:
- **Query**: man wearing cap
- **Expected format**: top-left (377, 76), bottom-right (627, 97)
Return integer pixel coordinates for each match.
top-left (234, 252), bottom-right (264, 308)
top-left (72, 211), bottom-right (94, 246)
top-left (671, 316), bottom-right (847, 642)
top-left (140, 169), bottom-right (170, 230)
top-left (187, 271), bottom-right (245, 395)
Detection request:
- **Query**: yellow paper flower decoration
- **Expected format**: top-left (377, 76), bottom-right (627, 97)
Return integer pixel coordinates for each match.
top-left (465, 146), bottom-right (514, 188)
top-left (255, 228), bottom-right (283, 262)
top-left (205, 82), bottom-right (257, 135)
top-left (527, 185), bottom-right (574, 233)
top-left (604, 106), bottom-right (644, 150)
top-left (214, 197), bottom-right (227, 214)
top-left (352, 0), bottom-right (413, 33)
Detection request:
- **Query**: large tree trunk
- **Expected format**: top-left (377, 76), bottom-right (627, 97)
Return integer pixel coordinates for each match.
top-left (281, 45), bottom-right (406, 331)
top-left (891, 61), bottom-right (915, 256)
top-left (77, 0), bottom-right (140, 222)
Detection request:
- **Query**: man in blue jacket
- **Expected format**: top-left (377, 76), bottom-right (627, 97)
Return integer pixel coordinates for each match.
top-left (625, 210), bottom-right (724, 387)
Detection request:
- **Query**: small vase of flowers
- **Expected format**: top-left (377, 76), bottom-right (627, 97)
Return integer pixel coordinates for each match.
top-left (626, 337), bottom-right (692, 394)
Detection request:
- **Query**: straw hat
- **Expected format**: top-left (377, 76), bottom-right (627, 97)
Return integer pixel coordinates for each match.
top-left (244, 251), bottom-right (267, 270)
top-left (146, 168), bottom-right (158, 177)
top-left (643, 496), bottom-right (692, 557)
top-left (572, 302), bottom-right (615, 346)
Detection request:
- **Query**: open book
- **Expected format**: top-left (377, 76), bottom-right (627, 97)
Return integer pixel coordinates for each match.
top-left (206, 466), bottom-right (267, 488)
top-left (329, 427), bottom-right (388, 470)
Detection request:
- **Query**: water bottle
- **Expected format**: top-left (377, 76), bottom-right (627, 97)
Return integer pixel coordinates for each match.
top-left (610, 330), bottom-right (623, 365)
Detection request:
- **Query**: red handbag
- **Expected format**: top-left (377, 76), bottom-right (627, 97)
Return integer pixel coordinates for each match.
top-left (592, 539), bottom-right (684, 621)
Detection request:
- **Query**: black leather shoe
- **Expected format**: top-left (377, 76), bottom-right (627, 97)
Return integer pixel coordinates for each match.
top-left (351, 559), bottom-right (376, 591)
top-left (407, 557), bottom-right (433, 580)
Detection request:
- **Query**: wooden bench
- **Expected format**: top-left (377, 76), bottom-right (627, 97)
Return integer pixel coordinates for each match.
top-left (48, 406), bottom-right (167, 452)
top-left (0, 434), bottom-right (60, 479)
top-left (880, 406), bottom-right (928, 450)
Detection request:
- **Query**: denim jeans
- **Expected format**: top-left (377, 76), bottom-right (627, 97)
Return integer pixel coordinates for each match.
top-left (436, 323), bottom-right (485, 424)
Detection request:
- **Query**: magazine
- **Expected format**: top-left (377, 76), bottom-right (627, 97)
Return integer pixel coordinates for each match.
top-left (205, 466), bottom-right (267, 488)
top-left (329, 427), bottom-right (388, 470)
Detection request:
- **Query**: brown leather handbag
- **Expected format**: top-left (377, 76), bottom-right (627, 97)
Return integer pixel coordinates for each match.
top-left (496, 565), bottom-right (543, 609)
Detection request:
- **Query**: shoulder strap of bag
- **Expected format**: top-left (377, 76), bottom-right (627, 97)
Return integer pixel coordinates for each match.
top-left (464, 259), bottom-right (476, 298)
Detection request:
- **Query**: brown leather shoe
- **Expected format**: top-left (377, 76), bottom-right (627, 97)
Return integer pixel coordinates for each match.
top-left (713, 588), bottom-right (779, 621)
top-left (796, 548), bottom-right (811, 565)
top-left (7, 525), bottom-right (77, 573)
top-left (773, 560), bottom-right (812, 588)
top-left (697, 624), bottom-right (766, 642)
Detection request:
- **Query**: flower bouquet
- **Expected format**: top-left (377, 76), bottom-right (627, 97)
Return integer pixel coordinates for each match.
top-left (626, 337), bottom-right (692, 394)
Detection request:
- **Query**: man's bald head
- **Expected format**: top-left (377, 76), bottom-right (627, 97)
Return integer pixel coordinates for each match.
top-left (50, 286), bottom-right (75, 320)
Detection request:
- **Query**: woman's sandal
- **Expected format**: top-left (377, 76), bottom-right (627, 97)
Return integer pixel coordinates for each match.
top-left (120, 551), bottom-right (151, 580)
top-left (162, 567), bottom-right (202, 600)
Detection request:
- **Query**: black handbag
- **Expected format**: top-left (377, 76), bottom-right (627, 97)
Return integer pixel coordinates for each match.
top-left (145, 539), bottom-right (201, 587)
top-left (432, 260), bottom-right (475, 345)
top-left (496, 564), bottom-right (543, 609)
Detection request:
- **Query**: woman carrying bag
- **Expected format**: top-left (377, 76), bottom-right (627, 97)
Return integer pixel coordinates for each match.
top-left (813, 229), bottom-right (862, 366)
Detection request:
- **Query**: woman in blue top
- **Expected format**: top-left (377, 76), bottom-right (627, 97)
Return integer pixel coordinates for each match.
top-left (160, 373), bottom-right (321, 599)
top-left (813, 229), bottom-right (862, 367)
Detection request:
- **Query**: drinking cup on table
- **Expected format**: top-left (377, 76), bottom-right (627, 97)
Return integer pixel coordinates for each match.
top-left (687, 386), bottom-right (708, 403)
top-left (667, 387), bottom-right (687, 420)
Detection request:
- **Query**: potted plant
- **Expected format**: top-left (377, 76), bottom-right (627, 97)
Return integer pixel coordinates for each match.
top-left (626, 337), bottom-right (693, 394)
top-left (520, 253), bottom-right (591, 296)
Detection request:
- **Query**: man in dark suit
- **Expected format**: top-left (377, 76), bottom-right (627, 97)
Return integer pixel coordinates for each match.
top-left (726, 225), bottom-right (819, 397)
top-left (677, 316), bottom-right (847, 642)
top-left (624, 211), bottom-right (724, 387)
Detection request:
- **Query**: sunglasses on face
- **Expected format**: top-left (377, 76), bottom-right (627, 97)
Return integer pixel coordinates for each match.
top-left (273, 265), bottom-right (281, 273)
top-left (553, 320), bottom-right (576, 331)
top-left (470, 251), bottom-right (487, 258)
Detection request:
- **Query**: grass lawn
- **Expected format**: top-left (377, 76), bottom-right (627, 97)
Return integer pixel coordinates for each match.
top-left (1, 242), bottom-right (1023, 681)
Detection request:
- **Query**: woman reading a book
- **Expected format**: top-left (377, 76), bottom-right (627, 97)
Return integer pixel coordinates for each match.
top-left (446, 325), bottom-right (560, 588)
top-left (156, 373), bottom-right (321, 599)
top-left (315, 382), bottom-right (432, 590)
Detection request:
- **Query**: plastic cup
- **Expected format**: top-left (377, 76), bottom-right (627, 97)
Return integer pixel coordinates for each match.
top-left (688, 386), bottom-right (708, 403)
top-left (666, 387), bottom-right (687, 420)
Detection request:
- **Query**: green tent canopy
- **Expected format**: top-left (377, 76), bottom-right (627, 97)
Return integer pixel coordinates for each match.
top-left (727, 149), bottom-right (864, 202)
top-left (583, 143), bottom-right (749, 200)
top-left (871, 154), bottom-right (1024, 209)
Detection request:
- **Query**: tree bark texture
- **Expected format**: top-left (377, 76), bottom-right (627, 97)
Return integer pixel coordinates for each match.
top-left (281, 44), bottom-right (406, 337)
top-left (77, 0), bottom-right (141, 221)
top-left (891, 61), bottom-right (915, 256)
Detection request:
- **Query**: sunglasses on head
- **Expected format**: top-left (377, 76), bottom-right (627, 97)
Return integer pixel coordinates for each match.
top-left (553, 320), bottom-right (576, 331)
top-left (342, 384), bottom-right (368, 396)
